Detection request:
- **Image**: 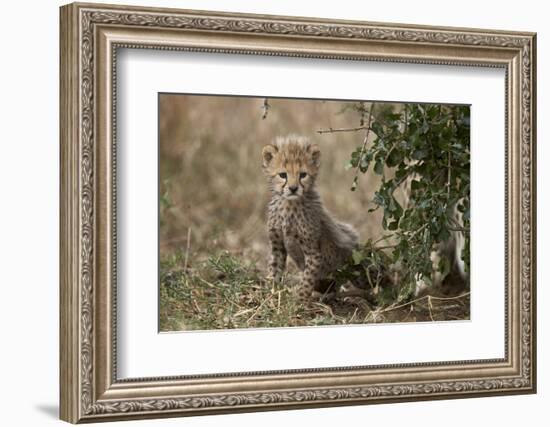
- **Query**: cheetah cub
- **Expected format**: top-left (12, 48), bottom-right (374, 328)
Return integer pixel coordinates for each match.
top-left (262, 135), bottom-right (359, 301)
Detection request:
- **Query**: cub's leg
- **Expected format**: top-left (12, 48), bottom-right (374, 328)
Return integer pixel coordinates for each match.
top-left (297, 251), bottom-right (323, 301)
top-left (267, 227), bottom-right (286, 282)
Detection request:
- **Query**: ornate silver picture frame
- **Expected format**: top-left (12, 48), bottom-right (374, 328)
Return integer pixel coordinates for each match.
top-left (60, 2), bottom-right (536, 423)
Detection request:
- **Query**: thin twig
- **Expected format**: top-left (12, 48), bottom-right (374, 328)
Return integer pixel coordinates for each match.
top-left (348, 307), bottom-right (360, 324)
top-left (317, 125), bottom-right (370, 134)
top-left (233, 308), bottom-right (254, 318)
top-left (336, 288), bottom-right (368, 298)
top-left (371, 234), bottom-right (393, 245)
top-left (373, 244), bottom-right (398, 250)
top-left (191, 298), bottom-right (201, 314)
top-left (401, 306), bottom-right (414, 323)
top-left (183, 227), bottom-right (191, 271)
top-left (246, 293), bottom-right (274, 324)
top-left (447, 226), bottom-right (470, 233)
top-left (448, 215), bottom-right (469, 233)
top-left (380, 292), bottom-right (470, 314)
top-left (427, 295), bottom-right (435, 321)
top-left (428, 292), bottom-right (471, 302)
top-left (447, 150), bottom-right (452, 200)
top-left (352, 103), bottom-right (376, 184)
top-left (405, 223), bottom-right (428, 240)
top-left (310, 302), bottom-right (346, 323)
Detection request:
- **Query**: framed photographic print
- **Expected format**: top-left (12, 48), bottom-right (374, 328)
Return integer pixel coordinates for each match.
top-left (60, 2), bottom-right (537, 423)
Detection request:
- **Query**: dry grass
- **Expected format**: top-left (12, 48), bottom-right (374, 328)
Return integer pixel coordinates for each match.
top-left (159, 251), bottom-right (469, 331)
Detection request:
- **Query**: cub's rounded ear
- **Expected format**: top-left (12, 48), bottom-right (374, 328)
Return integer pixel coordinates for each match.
top-left (262, 144), bottom-right (278, 168)
top-left (309, 144), bottom-right (321, 167)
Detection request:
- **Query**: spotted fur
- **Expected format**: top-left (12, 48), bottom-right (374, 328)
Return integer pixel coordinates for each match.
top-left (262, 135), bottom-right (359, 301)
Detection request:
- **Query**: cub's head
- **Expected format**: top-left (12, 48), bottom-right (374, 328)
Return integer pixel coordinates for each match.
top-left (262, 135), bottom-right (320, 199)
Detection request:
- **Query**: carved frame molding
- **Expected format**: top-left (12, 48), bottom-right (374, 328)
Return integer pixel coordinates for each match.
top-left (60, 2), bottom-right (536, 423)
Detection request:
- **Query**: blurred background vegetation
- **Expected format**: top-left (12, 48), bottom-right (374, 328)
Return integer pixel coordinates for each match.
top-left (160, 95), bottom-right (384, 265)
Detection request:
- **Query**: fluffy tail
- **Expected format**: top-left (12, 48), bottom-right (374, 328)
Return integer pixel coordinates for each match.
top-left (335, 221), bottom-right (359, 249)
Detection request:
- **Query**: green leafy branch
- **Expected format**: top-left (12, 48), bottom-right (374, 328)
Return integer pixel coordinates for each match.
top-left (323, 102), bottom-right (471, 301)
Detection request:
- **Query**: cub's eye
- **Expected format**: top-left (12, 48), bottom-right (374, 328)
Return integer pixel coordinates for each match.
top-left (299, 172), bottom-right (307, 179)
top-left (278, 172), bottom-right (287, 179)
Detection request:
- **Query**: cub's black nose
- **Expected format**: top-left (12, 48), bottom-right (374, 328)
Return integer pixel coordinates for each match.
top-left (289, 185), bottom-right (298, 193)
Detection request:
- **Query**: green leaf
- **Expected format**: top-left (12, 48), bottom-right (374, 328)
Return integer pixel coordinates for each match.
top-left (352, 250), bottom-right (364, 265)
top-left (420, 121), bottom-right (429, 134)
top-left (411, 179), bottom-right (423, 191)
top-left (412, 148), bottom-right (429, 160)
top-left (386, 148), bottom-right (401, 167)
top-left (427, 106), bottom-right (439, 120)
top-left (392, 246), bottom-right (401, 261)
top-left (419, 274), bottom-right (432, 287)
top-left (437, 227), bottom-right (450, 242)
top-left (395, 166), bottom-right (408, 180)
top-left (386, 113), bottom-right (402, 121)
top-left (371, 121), bottom-right (384, 136)
top-left (359, 156), bottom-right (370, 172)
top-left (374, 159), bottom-right (384, 175)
